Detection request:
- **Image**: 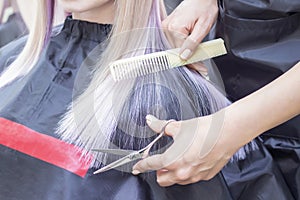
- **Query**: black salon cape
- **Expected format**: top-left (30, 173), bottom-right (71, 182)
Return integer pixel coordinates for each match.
top-left (215, 0), bottom-right (300, 199)
top-left (0, 17), bottom-right (295, 199)
top-left (0, 13), bottom-right (27, 48)
top-left (0, 17), bottom-right (234, 200)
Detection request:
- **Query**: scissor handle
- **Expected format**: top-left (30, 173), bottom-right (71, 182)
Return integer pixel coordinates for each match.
top-left (93, 119), bottom-right (176, 174)
top-left (139, 119), bottom-right (176, 158)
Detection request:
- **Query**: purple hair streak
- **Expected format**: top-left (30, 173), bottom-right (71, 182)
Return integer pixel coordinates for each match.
top-left (44, 0), bottom-right (55, 45)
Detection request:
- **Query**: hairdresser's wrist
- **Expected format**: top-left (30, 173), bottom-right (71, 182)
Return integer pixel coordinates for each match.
top-left (220, 108), bottom-right (258, 151)
top-left (209, 110), bottom-right (248, 157)
top-left (194, 113), bottom-right (242, 164)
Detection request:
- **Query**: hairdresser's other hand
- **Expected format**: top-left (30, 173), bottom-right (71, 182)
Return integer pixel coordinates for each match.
top-left (163, 0), bottom-right (218, 60)
top-left (132, 114), bottom-right (241, 187)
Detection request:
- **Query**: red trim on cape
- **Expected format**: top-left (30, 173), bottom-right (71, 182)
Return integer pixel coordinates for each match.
top-left (0, 117), bottom-right (92, 177)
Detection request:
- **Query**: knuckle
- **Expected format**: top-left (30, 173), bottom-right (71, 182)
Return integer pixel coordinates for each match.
top-left (185, 36), bottom-right (199, 47)
top-left (157, 178), bottom-right (173, 187)
top-left (165, 121), bottom-right (178, 133)
top-left (191, 176), bottom-right (201, 183)
top-left (182, 154), bottom-right (194, 164)
top-left (157, 179), bottom-right (167, 187)
top-left (174, 170), bottom-right (191, 181)
top-left (202, 173), bottom-right (214, 181)
top-left (168, 23), bottom-right (185, 33)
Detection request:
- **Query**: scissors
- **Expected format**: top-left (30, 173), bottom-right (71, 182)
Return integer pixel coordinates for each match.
top-left (92, 120), bottom-right (174, 174)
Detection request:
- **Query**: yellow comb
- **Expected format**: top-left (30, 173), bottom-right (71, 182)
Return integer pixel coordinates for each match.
top-left (110, 38), bottom-right (227, 81)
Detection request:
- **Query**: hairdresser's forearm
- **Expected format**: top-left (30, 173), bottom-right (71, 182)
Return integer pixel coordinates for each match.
top-left (222, 62), bottom-right (300, 146)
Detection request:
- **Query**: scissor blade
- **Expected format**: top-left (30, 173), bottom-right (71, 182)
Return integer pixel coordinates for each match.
top-left (93, 154), bottom-right (137, 174)
top-left (92, 148), bottom-right (135, 156)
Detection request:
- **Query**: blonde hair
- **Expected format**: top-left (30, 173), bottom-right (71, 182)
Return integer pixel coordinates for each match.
top-left (0, 0), bottom-right (53, 88)
top-left (57, 0), bottom-right (235, 168)
top-left (0, 0), bottom-right (252, 167)
top-left (58, 0), bottom-right (172, 162)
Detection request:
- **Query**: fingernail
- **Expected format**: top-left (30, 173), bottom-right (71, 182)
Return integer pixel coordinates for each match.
top-left (146, 115), bottom-right (157, 126)
top-left (180, 49), bottom-right (191, 60)
top-left (132, 170), bottom-right (141, 175)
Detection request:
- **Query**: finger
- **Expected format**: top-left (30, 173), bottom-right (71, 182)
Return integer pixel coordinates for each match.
top-left (168, 22), bottom-right (190, 39)
top-left (186, 62), bottom-right (208, 74)
top-left (180, 37), bottom-right (198, 60)
top-left (180, 18), bottom-right (213, 60)
top-left (177, 171), bottom-right (209, 185)
top-left (164, 120), bottom-right (181, 137)
top-left (132, 154), bottom-right (165, 174)
top-left (156, 171), bottom-right (177, 187)
top-left (176, 166), bottom-right (212, 185)
top-left (132, 147), bottom-right (184, 174)
top-left (146, 115), bottom-right (180, 137)
top-left (176, 156), bottom-right (230, 185)
top-left (164, 29), bottom-right (186, 49)
top-left (156, 167), bottom-right (193, 187)
top-left (162, 7), bottom-right (190, 38)
top-left (162, 11), bottom-right (191, 48)
top-left (188, 17), bottom-right (213, 44)
top-left (163, 22), bottom-right (187, 48)
top-left (145, 115), bottom-right (168, 133)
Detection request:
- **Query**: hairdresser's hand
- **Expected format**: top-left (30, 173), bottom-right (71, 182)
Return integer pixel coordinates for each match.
top-left (132, 114), bottom-right (240, 187)
top-left (163, 0), bottom-right (218, 60)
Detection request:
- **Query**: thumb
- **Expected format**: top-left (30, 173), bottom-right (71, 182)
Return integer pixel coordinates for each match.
top-left (179, 37), bottom-right (199, 60)
top-left (146, 115), bottom-right (180, 137)
top-left (179, 19), bottom-right (208, 60)
top-left (187, 62), bottom-right (208, 74)
top-left (146, 115), bottom-right (168, 133)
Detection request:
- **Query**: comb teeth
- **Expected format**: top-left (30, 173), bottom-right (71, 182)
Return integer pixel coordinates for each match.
top-left (110, 38), bottom-right (227, 82)
top-left (110, 54), bottom-right (171, 81)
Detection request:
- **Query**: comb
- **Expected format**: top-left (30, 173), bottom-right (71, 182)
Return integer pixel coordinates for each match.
top-left (110, 38), bottom-right (227, 81)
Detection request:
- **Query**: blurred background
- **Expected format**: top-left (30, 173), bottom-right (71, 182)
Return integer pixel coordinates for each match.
top-left (0, 0), bottom-right (65, 48)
